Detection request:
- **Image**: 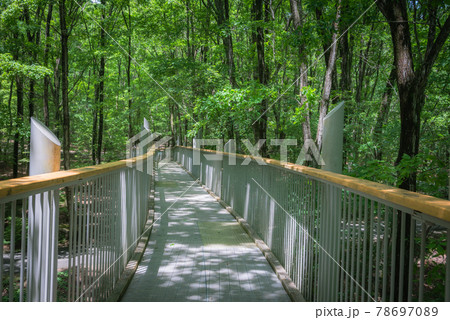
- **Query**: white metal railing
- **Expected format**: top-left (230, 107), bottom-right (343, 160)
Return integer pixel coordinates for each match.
top-left (174, 146), bottom-right (450, 302)
top-left (0, 150), bottom-right (155, 302)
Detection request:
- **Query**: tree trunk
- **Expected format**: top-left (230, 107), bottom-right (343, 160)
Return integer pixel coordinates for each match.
top-left (43, 2), bottom-right (53, 127)
top-left (214, 0), bottom-right (237, 87)
top-left (339, 0), bottom-right (352, 97)
top-left (377, 0), bottom-right (450, 301)
top-left (290, 0), bottom-right (311, 143)
top-left (92, 67), bottom-right (99, 165)
top-left (96, 1), bottom-right (107, 164)
top-left (13, 76), bottom-right (24, 178)
top-left (125, 4), bottom-right (133, 138)
top-left (252, 0), bottom-right (268, 157)
top-left (316, 0), bottom-right (341, 152)
top-left (59, 0), bottom-right (70, 171)
top-left (355, 28), bottom-right (373, 104)
top-left (373, 66), bottom-right (396, 160)
top-left (53, 59), bottom-right (61, 138)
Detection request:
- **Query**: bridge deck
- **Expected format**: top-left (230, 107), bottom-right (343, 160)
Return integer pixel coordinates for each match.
top-left (121, 161), bottom-right (290, 302)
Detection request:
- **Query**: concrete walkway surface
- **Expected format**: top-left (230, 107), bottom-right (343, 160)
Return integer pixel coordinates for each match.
top-left (121, 161), bottom-right (290, 302)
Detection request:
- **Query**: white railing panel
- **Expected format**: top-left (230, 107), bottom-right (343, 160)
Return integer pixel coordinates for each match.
top-left (174, 146), bottom-right (450, 302)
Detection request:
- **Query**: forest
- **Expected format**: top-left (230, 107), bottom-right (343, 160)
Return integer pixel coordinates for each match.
top-left (0, 0), bottom-right (448, 198)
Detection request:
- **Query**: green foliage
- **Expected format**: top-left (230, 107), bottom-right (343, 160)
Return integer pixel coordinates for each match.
top-left (0, 0), bottom-right (447, 200)
top-left (3, 216), bottom-right (26, 247)
top-left (0, 53), bottom-right (51, 79)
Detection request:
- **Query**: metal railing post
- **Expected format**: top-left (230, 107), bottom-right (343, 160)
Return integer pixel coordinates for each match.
top-left (28, 117), bottom-right (61, 301)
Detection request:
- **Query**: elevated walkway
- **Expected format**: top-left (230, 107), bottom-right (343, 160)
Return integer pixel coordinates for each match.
top-left (121, 161), bottom-right (290, 302)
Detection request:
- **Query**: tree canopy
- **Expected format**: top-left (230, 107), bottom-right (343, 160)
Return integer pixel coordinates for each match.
top-left (0, 0), bottom-right (448, 198)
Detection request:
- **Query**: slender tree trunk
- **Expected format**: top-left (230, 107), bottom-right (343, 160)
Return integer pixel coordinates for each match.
top-left (339, 0), bottom-right (352, 97)
top-left (97, 55), bottom-right (105, 164)
top-left (316, 0), bottom-right (341, 152)
top-left (373, 67), bottom-right (396, 160)
top-left (92, 67), bottom-right (99, 165)
top-left (53, 59), bottom-right (61, 138)
top-left (355, 28), bottom-right (373, 104)
top-left (7, 80), bottom-right (13, 135)
top-left (290, 0), bottom-right (311, 143)
top-left (214, 0), bottom-right (237, 87)
top-left (125, 5), bottom-right (133, 138)
top-left (43, 2), bottom-right (53, 127)
top-left (252, 0), bottom-right (268, 157)
top-left (96, 1), bottom-right (107, 164)
top-left (13, 76), bottom-right (24, 178)
top-left (59, 0), bottom-right (70, 171)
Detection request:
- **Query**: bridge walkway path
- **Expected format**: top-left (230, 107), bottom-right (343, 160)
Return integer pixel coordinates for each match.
top-left (121, 161), bottom-right (290, 302)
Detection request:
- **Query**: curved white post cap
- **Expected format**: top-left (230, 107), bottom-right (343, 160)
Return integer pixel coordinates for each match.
top-left (29, 117), bottom-right (61, 176)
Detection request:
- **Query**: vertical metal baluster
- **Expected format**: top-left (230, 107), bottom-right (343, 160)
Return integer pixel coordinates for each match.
top-left (300, 177), bottom-right (306, 291)
top-left (307, 177), bottom-right (313, 300)
top-left (299, 176), bottom-right (305, 295)
top-left (114, 172), bottom-right (120, 288)
top-left (407, 218), bottom-right (415, 301)
top-left (313, 182), bottom-right (320, 301)
top-left (333, 186), bottom-right (339, 301)
top-left (83, 182), bottom-right (89, 301)
top-left (361, 197), bottom-right (369, 301)
top-left (0, 203), bottom-right (4, 302)
top-left (93, 177), bottom-right (100, 301)
top-left (419, 221), bottom-right (427, 302)
top-left (390, 209), bottom-right (398, 302)
top-left (50, 189), bottom-right (59, 302)
top-left (339, 190), bottom-right (347, 302)
top-left (107, 173), bottom-right (112, 298)
top-left (336, 187), bottom-right (343, 301)
top-left (117, 172), bottom-right (122, 281)
top-left (67, 188), bottom-right (73, 301)
top-left (317, 183), bottom-right (323, 301)
top-left (315, 183), bottom-right (322, 301)
top-left (398, 211), bottom-right (407, 301)
top-left (102, 174), bottom-right (107, 300)
top-left (20, 198), bottom-right (26, 302)
top-left (350, 193), bottom-right (357, 301)
top-left (374, 203), bottom-right (382, 301)
top-left (87, 180), bottom-right (93, 301)
top-left (78, 184), bottom-right (84, 301)
top-left (80, 183), bottom-right (86, 300)
top-left (98, 176), bottom-right (103, 301)
top-left (109, 173), bottom-right (114, 298)
top-left (76, 185), bottom-right (82, 301)
top-left (43, 191), bottom-right (50, 301)
top-left (104, 174), bottom-right (110, 300)
top-left (305, 178), bottom-right (311, 300)
top-left (355, 194), bottom-right (363, 300)
top-left (9, 200), bottom-right (17, 301)
top-left (344, 193), bottom-right (352, 301)
top-left (327, 184), bottom-right (333, 300)
top-left (26, 195), bottom-right (33, 302)
top-left (367, 200), bottom-right (375, 301)
top-left (382, 206), bottom-right (390, 301)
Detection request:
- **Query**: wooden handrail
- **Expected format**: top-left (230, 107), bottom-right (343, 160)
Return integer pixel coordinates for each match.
top-left (176, 146), bottom-right (450, 222)
top-left (0, 150), bottom-right (154, 198)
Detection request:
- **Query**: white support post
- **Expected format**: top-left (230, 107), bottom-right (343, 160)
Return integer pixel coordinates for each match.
top-left (321, 101), bottom-right (345, 174)
top-left (319, 103), bottom-right (344, 300)
top-left (28, 117), bottom-right (61, 301)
